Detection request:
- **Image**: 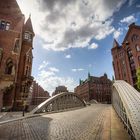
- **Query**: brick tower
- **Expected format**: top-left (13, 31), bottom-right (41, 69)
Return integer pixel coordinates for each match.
top-left (111, 23), bottom-right (140, 89)
top-left (0, 0), bottom-right (34, 111)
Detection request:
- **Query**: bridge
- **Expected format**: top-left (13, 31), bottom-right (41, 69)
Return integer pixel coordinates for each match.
top-left (0, 80), bottom-right (139, 140)
top-left (31, 92), bottom-right (86, 114)
top-left (112, 80), bottom-right (140, 140)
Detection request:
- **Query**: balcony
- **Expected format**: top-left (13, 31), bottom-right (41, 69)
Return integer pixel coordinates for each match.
top-left (22, 75), bottom-right (34, 83)
top-left (0, 74), bottom-right (15, 90)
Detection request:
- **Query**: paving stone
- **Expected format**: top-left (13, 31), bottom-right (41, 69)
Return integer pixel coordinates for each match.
top-left (0, 104), bottom-right (130, 140)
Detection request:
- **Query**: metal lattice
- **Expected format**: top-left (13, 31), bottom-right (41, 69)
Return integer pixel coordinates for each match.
top-left (31, 92), bottom-right (86, 114)
top-left (112, 80), bottom-right (140, 140)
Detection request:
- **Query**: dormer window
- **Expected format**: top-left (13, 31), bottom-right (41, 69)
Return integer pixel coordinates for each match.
top-left (24, 32), bottom-right (32, 42)
top-left (0, 20), bottom-right (10, 30)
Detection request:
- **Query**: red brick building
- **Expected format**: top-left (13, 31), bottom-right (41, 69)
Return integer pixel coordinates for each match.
top-left (111, 23), bottom-right (140, 89)
top-left (52, 86), bottom-right (68, 96)
top-left (30, 81), bottom-right (50, 107)
top-left (74, 73), bottom-right (112, 103)
top-left (0, 0), bottom-right (34, 111)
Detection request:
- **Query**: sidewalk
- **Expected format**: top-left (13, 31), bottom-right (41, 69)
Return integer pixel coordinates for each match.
top-left (0, 112), bottom-right (7, 119)
top-left (110, 107), bottom-right (131, 140)
top-left (0, 112), bottom-right (26, 122)
top-left (100, 106), bottom-right (131, 140)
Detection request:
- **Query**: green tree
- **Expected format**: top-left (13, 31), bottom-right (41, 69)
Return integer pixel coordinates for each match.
top-left (136, 67), bottom-right (140, 89)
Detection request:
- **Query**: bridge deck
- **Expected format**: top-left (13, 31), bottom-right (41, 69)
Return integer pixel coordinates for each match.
top-left (0, 104), bottom-right (130, 140)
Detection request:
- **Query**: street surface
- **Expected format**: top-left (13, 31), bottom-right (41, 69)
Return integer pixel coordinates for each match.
top-left (0, 112), bottom-right (24, 122)
top-left (0, 104), bottom-right (130, 140)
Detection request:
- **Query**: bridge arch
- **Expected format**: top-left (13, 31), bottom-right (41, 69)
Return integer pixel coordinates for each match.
top-left (31, 92), bottom-right (86, 114)
top-left (112, 80), bottom-right (140, 140)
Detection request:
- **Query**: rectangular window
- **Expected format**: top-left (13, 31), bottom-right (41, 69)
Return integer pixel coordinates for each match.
top-left (24, 32), bottom-right (32, 42)
top-left (136, 44), bottom-right (140, 52)
top-left (13, 39), bottom-right (20, 53)
top-left (0, 20), bottom-right (10, 30)
top-left (6, 22), bottom-right (10, 30)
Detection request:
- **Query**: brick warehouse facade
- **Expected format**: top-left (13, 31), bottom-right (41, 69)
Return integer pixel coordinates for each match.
top-left (29, 81), bottom-right (50, 109)
top-left (52, 86), bottom-right (68, 96)
top-left (74, 73), bottom-right (112, 103)
top-left (111, 23), bottom-right (140, 89)
top-left (0, 0), bottom-right (34, 111)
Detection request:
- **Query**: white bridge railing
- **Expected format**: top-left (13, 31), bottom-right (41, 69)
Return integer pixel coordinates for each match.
top-left (112, 80), bottom-right (140, 140)
top-left (31, 92), bottom-right (86, 114)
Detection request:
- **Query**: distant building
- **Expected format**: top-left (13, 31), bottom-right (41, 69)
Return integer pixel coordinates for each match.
top-left (111, 23), bottom-right (140, 89)
top-left (0, 0), bottom-right (34, 111)
top-left (52, 86), bottom-right (68, 96)
top-left (74, 73), bottom-right (112, 103)
top-left (30, 81), bottom-right (50, 108)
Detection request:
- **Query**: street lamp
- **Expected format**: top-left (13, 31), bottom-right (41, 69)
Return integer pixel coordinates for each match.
top-left (22, 95), bottom-right (26, 116)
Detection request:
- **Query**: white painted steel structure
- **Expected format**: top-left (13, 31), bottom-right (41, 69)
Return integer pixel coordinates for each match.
top-left (112, 80), bottom-right (140, 140)
top-left (31, 92), bottom-right (86, 114)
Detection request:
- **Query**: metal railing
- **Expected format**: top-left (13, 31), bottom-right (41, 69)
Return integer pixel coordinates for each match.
top-left (112, 80), bottom-right (140, 140)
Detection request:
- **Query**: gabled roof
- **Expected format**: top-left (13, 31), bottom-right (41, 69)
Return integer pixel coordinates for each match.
top-left (123, 23), bottom-right (140, 44)
top-left (113, 39), bottom-right (119, 48)
top-left (24, 16), bottom-right (35, 35)
top-left (0, 0), bottom-right (22, 15)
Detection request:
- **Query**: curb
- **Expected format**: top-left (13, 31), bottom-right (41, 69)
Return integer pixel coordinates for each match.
top-left (0, 106), bottom-right (86, 125)
top-left (0, 112), bottom-right (8, 119)
top-left (0, 114), bottom-right (41, 125)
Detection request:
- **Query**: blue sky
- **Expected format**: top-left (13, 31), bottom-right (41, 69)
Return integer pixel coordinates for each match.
top-left (17, 0), bottom-right (140, 94)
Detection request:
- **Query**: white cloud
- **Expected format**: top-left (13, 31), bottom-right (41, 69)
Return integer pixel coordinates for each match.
top-left (128, 0), bottom-right (135, 6)
top-left (113, 28), bottom-right (123, 39)
top-left (36, 70), bottom-right (76, 94)
top-left (49, 67), bottom-right (59, 72)
top-left (38, 61), bottom-right (49, 70)
top-left (65, 54), bottom-right (71, 59)
top-left (88, 64), bottom-right (92, 67)
top-left (88, 42), bottom-right (98, 49)
top-left (136, 5), bottom-right (140, 8)
top-left (38, 70), bottom-right (55, 79)
top-left (120, 15), bottom-right (136, 24)
top-left (17, 0), bottom-right (126, 51)
top-left (36, 61), bottom-right (76, 94)
top-left (72, 68), bottom-right (84, 72)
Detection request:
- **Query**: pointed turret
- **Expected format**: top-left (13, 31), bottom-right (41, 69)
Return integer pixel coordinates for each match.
top-left (88, 72), bottom-right (90, 78)
top-left (24, 15), bottom-right (35, 36)
top-left (0, 0), bottom-right (22, 16)
top-left (104, 73), bottom-right (108, 78)
top-left (112, 75), bottom-right (115, 82)
top-left (79, 79), bottom-right (82, 85)
top-left (113, 39), bottom-right (119, 48)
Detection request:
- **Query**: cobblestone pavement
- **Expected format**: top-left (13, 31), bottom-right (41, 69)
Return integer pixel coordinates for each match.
top-left (0, 112), bottom-right (25, 122)
top-left (0, 104), bottom-right (129, 140)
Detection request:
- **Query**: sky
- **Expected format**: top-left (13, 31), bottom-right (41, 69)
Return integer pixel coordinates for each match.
top-left (17, 0), bottom-right (140, 94)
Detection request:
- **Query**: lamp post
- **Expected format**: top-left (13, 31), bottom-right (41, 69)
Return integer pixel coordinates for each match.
top-left (22, 99), bottom-right (26, 116)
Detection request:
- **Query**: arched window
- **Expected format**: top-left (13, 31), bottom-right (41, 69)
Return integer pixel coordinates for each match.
top-left (5, 59), bottom-right (13, 74)
top-left (135, 44), bottom-right (140, 52)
